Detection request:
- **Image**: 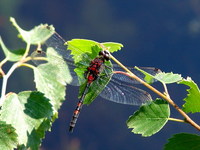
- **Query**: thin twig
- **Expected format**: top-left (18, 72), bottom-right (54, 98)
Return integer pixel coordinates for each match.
top-left (20, 63), bottom-right (35, 69)
top-left (168, 117), bottom-right (186, 123)
top-left (110, 54), bottom-right (200, 131)
top-left (0, 43), bottom-right (32, 105)
top-left (0, 58), bottom-right (8, 77)
top-left (0, 62), bottom-right (19, 105)
top-left (22, 42), bottom-right (31, 60)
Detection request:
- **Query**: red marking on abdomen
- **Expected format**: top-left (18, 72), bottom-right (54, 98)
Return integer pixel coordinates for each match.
top-left (74, 110), bottom-right (79, 115)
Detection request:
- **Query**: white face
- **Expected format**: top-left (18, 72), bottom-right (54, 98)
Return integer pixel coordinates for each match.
top-left (101, 50), bottom-right (110, 60)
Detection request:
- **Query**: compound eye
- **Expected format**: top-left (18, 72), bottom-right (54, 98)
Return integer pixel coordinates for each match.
top-left (105, 50), bottom-right (109, 55)
top-left (104, 54), bottom-right (110, 61)
top-left (99, 51), bottom-right (104, 56)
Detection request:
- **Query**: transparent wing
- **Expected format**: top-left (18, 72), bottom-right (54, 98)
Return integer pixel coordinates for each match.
top-left (32, 32), bottom-right (80, 86)
top-left (99, 78), bottom-right (152, 105)
top-left (112, 64), bottom-right (161, 84)
top-left (89, 64), bottom-right (156, 105)
top-left (45, 32), bottom-right (72, 60)
top-left (44, 32), bottom-right (102, 86)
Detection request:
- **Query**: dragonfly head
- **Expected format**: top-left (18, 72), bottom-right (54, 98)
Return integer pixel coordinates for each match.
top-left (99, 50), bottom-right (110, 61)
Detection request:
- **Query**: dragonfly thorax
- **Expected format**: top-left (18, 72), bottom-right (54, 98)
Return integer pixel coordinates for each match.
top-left (86, 57), bottom-right (105, 83)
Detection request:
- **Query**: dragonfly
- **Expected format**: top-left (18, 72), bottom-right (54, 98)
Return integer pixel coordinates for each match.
top-left (38, 31), bottom-right (161, 132)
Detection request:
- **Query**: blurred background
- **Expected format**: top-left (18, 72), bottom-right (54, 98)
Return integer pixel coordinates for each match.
top-left (1, 0), bottom-right (200, 150)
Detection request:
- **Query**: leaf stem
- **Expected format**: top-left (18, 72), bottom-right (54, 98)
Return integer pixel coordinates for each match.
top-left (168, 117), bottom-right (186, 123)
top-left (20, 63), bottom-right (35, 69)
top-left (110, 54), bottom-right (200, 131)
top-left (162, 82), bottom-right (171, 99)
top-left (0, 58), bottom-right (8, 76)
top-left (22, 42), bottom-right (31, 60)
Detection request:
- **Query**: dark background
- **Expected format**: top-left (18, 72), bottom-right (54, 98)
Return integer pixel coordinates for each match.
top-left (1, 0), bottom-right (200, 150)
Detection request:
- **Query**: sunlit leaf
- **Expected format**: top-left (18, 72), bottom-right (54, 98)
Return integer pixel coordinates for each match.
top-left (67, 39), bottom-right (121, 63)
top-left (0, 91), bottom-right (53, 149)
top-left (101, 42), bottom-right (123, 52)
top-left (164, 133), bottom-right (200, 150)
top-left (10, 17), bottom-right (54, 44)
top-left (33, 47), bottom-right (70, 110)
top-left (127, 99), bottom-right (170, 137)
top-left (179, 77), bottom-right (200, 113)
top-left (0, 37), bottom-right (25, 61)
top-left (154, 72), bottom-right (182, 84)
top-left (0, 121), bottom-right (18, 150)
top-left (67, 39), bottom-right (99, 62)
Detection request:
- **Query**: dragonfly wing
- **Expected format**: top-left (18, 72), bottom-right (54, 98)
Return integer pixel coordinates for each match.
top-left (99, 79), bottom-right (152, 106)
top-left (46, 32), bottom-right (93, 64)
top-left (45, 32), bottom-right (72, 60)
top-left (31, 33), bottom-right (80, 86)
top-left (112, 64), bottom-right (161, 84)
top-left (44, 32), bottom-right (97, 86)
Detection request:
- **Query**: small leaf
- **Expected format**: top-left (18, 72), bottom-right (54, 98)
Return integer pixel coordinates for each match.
top-left (0, 121), bottom-right (18, 150)
top-left (179, 77), bottom-right (200, 113)
top-left (164, 133), bottom-right (200, 150)
top-left (155, 72), bottom-right (182, 84)
top-left (67, 39), bottom-right (122, 64)
top-left (0, 37), bottom-right (25, 61)
top-left (10, 17), bottom-right (54, 44)
top-left (34, 47), bottom-right (70, 110)
top-left (67, 39), bottom-right (99, 63)
top-left (0, 91), bottom-right (53, 149)
top-left (101, 42), bottom-right (123, 52)
top-left (127, 99), bottom-right (170, 137)
top-left (67, 39), bottom-right (98, 54)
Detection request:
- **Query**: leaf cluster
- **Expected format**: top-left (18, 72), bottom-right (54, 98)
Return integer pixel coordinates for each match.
top-left (0, 17), bottom-right (69, 149)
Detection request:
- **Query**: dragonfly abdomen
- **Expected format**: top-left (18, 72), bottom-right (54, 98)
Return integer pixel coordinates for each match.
top-left (69, 83), bottom-right (90, 133)
top-left (69, 100), bottom-right (84, 132)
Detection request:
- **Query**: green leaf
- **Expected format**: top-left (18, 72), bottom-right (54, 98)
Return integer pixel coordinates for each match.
top-left (0, 121), bottom-right (18, 150)
top-left (67, 39), bottom-right (99, 63)
top-left (154, 72), bottom-right (182, 84)
top-left (127, 99), bottom-right (170, 137)
top-left (10, 17), bottom-right (54, 44)
top-left (67, 39), bottom-right (122, 63)
top-left (0, 37), bottom-right (25, 61)
top-left (164, 133), bottom-right (200, 150)
top-left (33, 47), bottom-right (71, 110)
top-left (179, 77), bottom-right (200, 113)
top-left (26, 118), bottom-right (52, 150)
top-left (101, 42), bottom-right (123, 52)
top-left (67, 39), bottom-right (99, 53)
top-left (0, 91), bottom-right (53, 149)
